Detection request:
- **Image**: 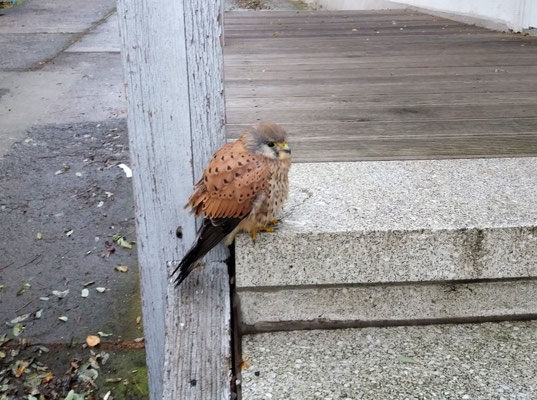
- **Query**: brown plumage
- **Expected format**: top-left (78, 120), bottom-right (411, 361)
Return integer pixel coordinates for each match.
top-left (173, 123), bottom-right (291, 286)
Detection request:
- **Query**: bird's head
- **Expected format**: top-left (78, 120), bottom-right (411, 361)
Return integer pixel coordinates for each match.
top-left (242, 122), bottom-right (291, 161)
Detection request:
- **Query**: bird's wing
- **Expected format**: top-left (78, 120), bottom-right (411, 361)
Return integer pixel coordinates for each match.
top-left (186, 141), bottom-right (269, 219)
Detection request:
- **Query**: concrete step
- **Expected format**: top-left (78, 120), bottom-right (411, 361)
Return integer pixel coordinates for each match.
top-left (240, 320), bottom-right (537, 400)
top-left (235, 158), bottom-right (537, 331)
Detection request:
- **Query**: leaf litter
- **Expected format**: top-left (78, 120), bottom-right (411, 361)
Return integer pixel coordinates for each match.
top-left (0, 333), bottom-right (142, 399)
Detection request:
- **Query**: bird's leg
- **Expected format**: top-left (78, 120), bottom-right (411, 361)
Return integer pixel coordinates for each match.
top-left (270, 219), bottom-right (280, 225)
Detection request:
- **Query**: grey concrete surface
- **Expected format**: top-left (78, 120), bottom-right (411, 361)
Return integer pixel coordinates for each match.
top-left (242, 321), bottom-right (537, 399)
top-left (0, 120), bottom-right (142, 343)
top-left (236, 159), bottom-right (537, 287)
top-left (0, 20), bottom-right (125, 158)
top-left (0, 0), bottom-right (115, 34)
top-left (0, 33), bottom-right (77, 70)
top-left (0, 0), bottom-right (132, 346)
top-left (66, 13), bottom-right (120, 53)
top-left (239, 280), bottom-right (537, 329)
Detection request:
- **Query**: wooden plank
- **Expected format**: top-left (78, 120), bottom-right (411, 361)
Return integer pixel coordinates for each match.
top-left (224, 42), bottom-right (537, 57)
top-left (227, 103), bottom-right (537, 124)
top-left (268, 134), bottom-right (537, 162)
top-left (224, 53), bottom-right (537, 68)
top-left (164, 262), bottom-right (231, 399)
top-left (226, 79), bottom-right (537, 98)
top-left (227, 119), bottom-right (537, 140)
top-left (117, 0), bottom-right (228, 398)
top-left (226, 63), bottom-right (537, 76)
top-left (226, 92), bottom-right (537, 108)
top-left (225, 66), bottom-right (537, 81)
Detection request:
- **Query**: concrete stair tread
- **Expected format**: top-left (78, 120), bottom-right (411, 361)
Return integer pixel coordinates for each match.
top-left (241, 320), bottom-right (537, 400)
top-left (236, 158), bottom-right (537, 288)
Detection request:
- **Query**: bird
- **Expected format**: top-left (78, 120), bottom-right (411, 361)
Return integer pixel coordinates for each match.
top-left (173, 122), bottom-right (291, 286)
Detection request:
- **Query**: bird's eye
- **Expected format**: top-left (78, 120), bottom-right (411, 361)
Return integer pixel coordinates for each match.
top-left (267, 142), bottom-right (275, 148)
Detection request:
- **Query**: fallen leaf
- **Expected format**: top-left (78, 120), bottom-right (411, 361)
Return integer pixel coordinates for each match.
top-left (16, 283), bottom-right (31, 296)
top-left (97, 331), bottom-right (113, 337)
top-left (65, 229), bottom-right (74, 237)
top-left (13, 323), bottom-right (24, 337)
top-left (38, 345), bottom-right (50, 353)
top-left (240, 357), bottom-right (251, 371)
top-left (39, 296), bottom-right (49, 301)
top-left (112, 233), bottom-right (134, 249)
top-left (81, 288), bottom-right (89, 298)
top-left (52, 289), bottom-right (69, 299)
top-left (0, 351), bottom-right (5, 358)
top-left (351, 28), bottom-right (358, 31)
top-left (105, 192), bottom-right (114, 197)
top-left (106, 378), bottom-right (122, 383)
top-left (83, 281), bottom-right (95, 287)
top-left (86, 335), bottom-right (101, 347)
top-left (75, 172), bottom-right (82, 177)
top-left (42, 372), bottom-right (54, 383)
top-left (14, 360), bottom-right (28, 377)
top-left (36, 232), bottom-right (43, 240)
top-left (35, 309), bottom-right (43, 319)
top-left (58, 316), bottom-right (68, 322)
top-left (104, 390), bottom-right (112, 400)
top-left (96, 287), bottom-right (106, 293)
top-left (136, 316), bottom-right (141, 324)
top-left (134, 337), bottom-right (144, 343)
top-left (64, 390), bottom-right (85, 400)
top-left (10, 313), bottom-right (30, 324)
top-left (115, 265), bottom-right (128, 273)
top-left (97, 201), bottom-right (104, 208)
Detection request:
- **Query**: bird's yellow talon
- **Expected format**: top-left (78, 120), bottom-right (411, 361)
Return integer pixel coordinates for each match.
top-left (261, 227), bottom-right (275, 233)
top-left (270, 219), bottom-right (280, 225)
top-left (251, 230), bottom-right (258, 241)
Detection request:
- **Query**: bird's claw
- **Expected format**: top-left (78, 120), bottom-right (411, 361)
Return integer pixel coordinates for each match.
top-left (250, 225), bottom-right (277, 241)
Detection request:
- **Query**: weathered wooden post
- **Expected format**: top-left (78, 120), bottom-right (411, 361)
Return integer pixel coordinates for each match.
top-left (116, 0), bottom-right (227, 398)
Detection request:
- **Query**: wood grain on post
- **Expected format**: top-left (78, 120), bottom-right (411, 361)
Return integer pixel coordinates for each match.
top-left (117, 0), bottom-right (228, 398)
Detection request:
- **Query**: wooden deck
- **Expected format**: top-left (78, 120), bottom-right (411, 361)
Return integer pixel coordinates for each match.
top-left (224, 10), bottom-right (537, 163)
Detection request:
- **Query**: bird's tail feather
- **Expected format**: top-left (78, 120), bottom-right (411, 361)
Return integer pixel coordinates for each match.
top-left (173, 218), bottom-right (241, 286)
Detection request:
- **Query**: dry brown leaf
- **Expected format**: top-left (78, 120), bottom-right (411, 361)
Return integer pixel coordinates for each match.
top-left (240, 357), bottom-right (251, 371)
top-left (115, 265), bottom-right (128, 273)
top-left (42, 372), bottom-right (54, 383)
top-left (86, 335), bottom-right (101, 347)
top-left (15, 362), bottom-right (26, 377)
top-left (136, 316), bottom-right (141, 324)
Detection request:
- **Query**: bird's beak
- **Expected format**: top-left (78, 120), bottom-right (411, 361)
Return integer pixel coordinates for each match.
top-left (278, 142), bottom-right (291, 154)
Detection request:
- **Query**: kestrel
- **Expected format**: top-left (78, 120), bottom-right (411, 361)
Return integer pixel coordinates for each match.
top-left (173, 123), bottom-right (291, 286)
